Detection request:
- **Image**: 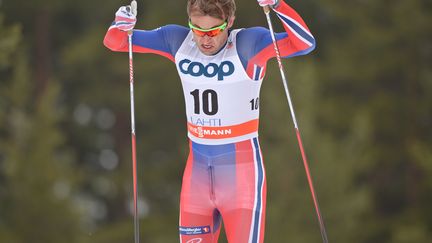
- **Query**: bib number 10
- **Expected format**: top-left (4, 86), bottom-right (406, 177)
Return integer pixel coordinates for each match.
top-left (190, 89), bottom-right (218, 115)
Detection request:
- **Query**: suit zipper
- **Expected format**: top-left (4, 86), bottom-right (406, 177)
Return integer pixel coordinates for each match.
top-left (208, 161), bottom-right (216, 201)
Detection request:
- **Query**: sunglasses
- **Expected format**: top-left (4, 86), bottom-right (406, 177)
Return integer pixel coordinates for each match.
top-left (188, 20), bottom-right (228, 37)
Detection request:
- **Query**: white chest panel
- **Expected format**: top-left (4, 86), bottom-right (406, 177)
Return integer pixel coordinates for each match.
top-left (175, 30), bottom-right (263, 145)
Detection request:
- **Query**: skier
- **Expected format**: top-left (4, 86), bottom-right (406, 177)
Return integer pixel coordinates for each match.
top-left (104, 0), bottom-right (315, 242)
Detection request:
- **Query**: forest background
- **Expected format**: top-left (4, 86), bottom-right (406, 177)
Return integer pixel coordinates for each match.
top-left (0, 0), bottom-right (431, 242)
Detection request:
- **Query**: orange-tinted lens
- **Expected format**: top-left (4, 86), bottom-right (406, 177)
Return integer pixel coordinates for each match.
top-left (191, 28), bottom-right (223, 37)
top-left (207, 29), bottom-right (223, 37)
top-left (191, 28), bottom-right (205, 37)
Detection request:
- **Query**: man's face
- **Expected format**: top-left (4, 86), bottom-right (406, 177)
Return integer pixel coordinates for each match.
top-left (189, 13), bottom-right (234, 56)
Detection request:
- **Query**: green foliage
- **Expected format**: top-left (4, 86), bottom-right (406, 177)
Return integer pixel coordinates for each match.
top-left (310, 0), bottom-right (432, 242)
top-left (0, 15), bottom-right (80, 243)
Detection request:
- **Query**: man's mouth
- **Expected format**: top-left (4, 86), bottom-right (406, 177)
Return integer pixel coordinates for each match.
top-left (202, 44), bottom-right (213, 50)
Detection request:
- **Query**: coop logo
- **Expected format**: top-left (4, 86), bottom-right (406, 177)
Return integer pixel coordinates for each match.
top-left (186, 238), bottom-right (202, 243)
top-left (179, 59), bottom-right (234, 81)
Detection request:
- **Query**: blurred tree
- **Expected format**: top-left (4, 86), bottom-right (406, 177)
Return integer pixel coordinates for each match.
top-left (308, 0), bottom-right (432, 242)
top-left (0, 15), bottom-right (81, 243)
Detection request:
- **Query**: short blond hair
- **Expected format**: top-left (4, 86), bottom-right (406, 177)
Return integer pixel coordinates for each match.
top-left (187, 0), bottom-right (236, 20)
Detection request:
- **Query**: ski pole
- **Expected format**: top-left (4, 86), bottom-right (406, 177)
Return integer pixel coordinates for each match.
top-left (128, 1), bottom-right (140, 242)
top-left (262, 5), bottom-right (329, 243)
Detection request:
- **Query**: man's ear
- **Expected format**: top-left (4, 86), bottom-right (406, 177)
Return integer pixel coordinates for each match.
top-left (227, 16), bottom-right (236, 28)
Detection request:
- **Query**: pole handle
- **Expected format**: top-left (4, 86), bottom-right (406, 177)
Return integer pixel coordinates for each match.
top-left (263, 5), bottom-right (271, 14)
top-left (128, 1), bottom-right (137, 36)
top-left (131, 0), bottom-right (137, 16)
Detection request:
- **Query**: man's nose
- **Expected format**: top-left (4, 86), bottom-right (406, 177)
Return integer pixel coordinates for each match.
top-left (202, 35), bottom-right (212, 42)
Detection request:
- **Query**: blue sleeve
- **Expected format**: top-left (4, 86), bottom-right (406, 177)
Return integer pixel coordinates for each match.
top-left (237, 27), bottom-right (287, 80)
top-left (237, 27), bottom-right (273, 69)
top-left (132, 24), bottom-right (189, 61)
top-left (237, 27), bottom-right (303, 66)
top-left (237, 24), bottom-right (314, 80)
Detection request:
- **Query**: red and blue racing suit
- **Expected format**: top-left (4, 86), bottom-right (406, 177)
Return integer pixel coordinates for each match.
top-left (104, 1), bottom-right (315, 242)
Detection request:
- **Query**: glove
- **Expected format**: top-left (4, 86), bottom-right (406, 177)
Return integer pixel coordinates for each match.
top-left (257, 0), bottom-right (280, 8)
top-left (114, 5), bottom-right (137, 31)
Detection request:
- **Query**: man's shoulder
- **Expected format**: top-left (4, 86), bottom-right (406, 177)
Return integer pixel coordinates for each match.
top-left (237, 27), bottom-right (268, 36)
top-left (156, 24), bottom-right (189, 37)
top-left (236, 27), bottom-right (268, 45)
